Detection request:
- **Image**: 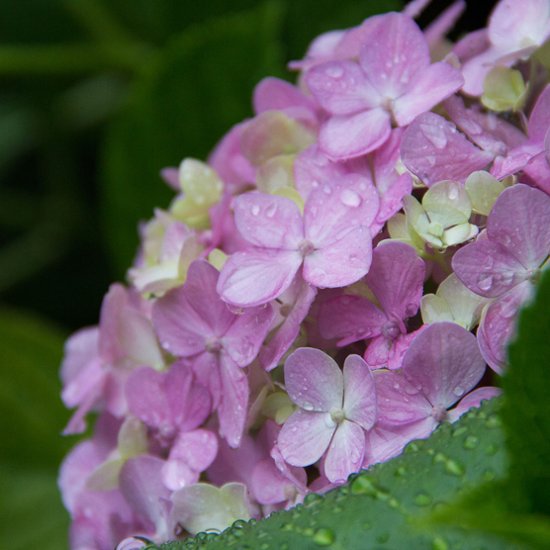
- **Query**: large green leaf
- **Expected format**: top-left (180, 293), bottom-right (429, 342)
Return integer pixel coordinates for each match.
top-left (428, 270), bottom-right (550, 549)
top-left (155, 399), bottom-right (513, 549)
top-left (0, 308), bottom-right (71, 549)
top-left (101, 2), bottom-right (285, 274)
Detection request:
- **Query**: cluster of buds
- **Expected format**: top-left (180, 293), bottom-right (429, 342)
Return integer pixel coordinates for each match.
top-left (59, 1), bottom-right (550, 548)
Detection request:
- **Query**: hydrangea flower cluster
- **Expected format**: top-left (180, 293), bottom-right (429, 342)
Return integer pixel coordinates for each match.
top-left (59, 1), bottom-right (550, 548)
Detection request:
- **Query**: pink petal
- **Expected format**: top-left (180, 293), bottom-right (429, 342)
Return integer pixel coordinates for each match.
top-left (61, 327), bottom-right (99, 386)
top-left (191, 351), bottom-right (221, 408)
top-left (284, 347), bottom-right (343, 411)
top-left (364, 418), bottom-right (437, 466)
top-left (318, 108), bottom-right (391, 160)
top-left (170, 429), bottom-right (218, 474)
top-left (119, 456), bottom-right (171, 535)
top-left (489, 0), bottom-right (550, 52)
top-left (306, 60), bottom-right (379, 115)
top-left (318, 294), bottom-right (385, 346)
top-left (424, 1), bottom-right (466, 49)
top-left (461, 48), bottom-right (502, 97)
top-left (324, 420), bottom-right (365, 483)
top-left (304, 174), bottom-right (379, 247)
top-left (208, 121), bottom-right (255, 190)
top-left (452, 237), bottom-right (528, 298)
top-left (218, 356), bottom-right (249, 448)
top-left (278, 409), bottom-right (335, 466)
top-left (217, 248), bottom-right (302, 307)
top-left (445, 95), bottom-right (525, 155)
top-left (393, 62), bottom-right (463, 126)
top-left (294, 144), bottom-right (349, 199)
top-left (259, 279), bottom-right (317, 371)
top-left (487, 184), bottom-right (550, 269)
top-left (524, 151), bottom-right (550, 195)
top-left (364, 332), bottom-right (416, 371)
top-left (251, 458), bottom-right (305, 505)
top-left (477, 281), bottom-right (533, 373)
top-left (161, 459), bottom-right (197, 491)
top-left (342, 355), bottom-right (376, 430)
top-left (253, 77), bottom-right (318, 126)
top-left (528, 85), bottom-right (550, 142)
top-left (366, 241), bottom-right (425, 321)
top-left (303, 224), bottom-right (372, 288)
top-left (358, 13), bottom-right (430, 99)
top-left (401, 112), bottom-right (492, 186)
top-left (233, 192), bottom-right (304, 249)
top-left (373, 369), bottom-right (432, 425)
top-left (223, 303), bottom-right (274, 367)
top-left (402, 322), bottom-right (486, 409)
top-left (448, 386), bottom-right (502, 422)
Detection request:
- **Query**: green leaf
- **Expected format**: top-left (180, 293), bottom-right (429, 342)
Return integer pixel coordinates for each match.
top-left (155, 400), bottom-right (513, 549)
top-left (503, 269), bottom-right (550, 514)
top-left (101, 2), bottom-right (285, 275)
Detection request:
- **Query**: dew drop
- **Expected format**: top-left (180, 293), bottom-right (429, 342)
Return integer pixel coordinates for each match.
top-left (323, 184), bottom-right (332, 195)
top-left (477, 273), bottom-right (493, 291)
top-left (340, 189), bottom-right (362, 207)
top-left (425, 155), bottom-right (436, 167)
top-left (251, 205), bottom-right (261, 216)
top-left (463, 435), bottom-right (479, 449)
top-left (326, 65), bottom-right (344, 78)
top-left (432, 536), bottom-right (449, 550)
top-left (313, 528), bottom-right (335, 546)
top-left (444, 458), bottom-right (465, 476)
top-left (414, 492), bottom-right (433, 507)
top-left (453, 386), bottom-right (464, 397)
top-left (266, 203), bottom-right (277, 218)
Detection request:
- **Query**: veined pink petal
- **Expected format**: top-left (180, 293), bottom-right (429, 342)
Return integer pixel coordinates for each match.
top-left (403, 322), bottom-right (486, 410)
top-left (318, 108), bottom-right (391, 160)
top-left (366, 241), bottom-right (425, 321)
top-left (401, 112), bottom-right (492, 186)
top-left (323, 420), bottom-right (365, 483)
top-left (304, 174), bottom-right (379, 247)
top-left (253, 77), bottom-right (318, 126)
top-left (303, 224), bottom-right (372, 288)
top-left (278, 409), bottom-right (335, 466)
top-left (294, 144), bottom-right (349, 199)
top-left (373, 370), bottom-right (432, 425)
top-left (445, 95), bottom-right (525, 155)
top-left (528, 85), bottom-right (550, 143)
top-left (524, 151), bottom-right (550, 195)
top-left (460, 47), bottom-right (502, 97)
top-left (191, 352), bottom-right (221, 408)
top-left (306, 60), bottom-right (380, 115)
top-left (251, 458), bottom-right (306, 505)
top-left (448, 386), bottom-right (502, 421)
top-left (259, 280), bottom-right (317, 371)
top-left (285, 347), bottom-right (343, 411)
top-left (217, 248), bottom-right (302, 307)
top-left (452, 238), bottom-right (529, 298)
top-left (424, 1), bottom-right (466, 48)
top-left (318, 294), bottom-right (385, 346)
top-left (342, 355), bottom-right (376, 430)
top-left (487, 184), bottom-right (550, 269)
top-left (477, 281), bottom-right (533, 373)
top-left (359, 13), bottom-right (430, 99)
top-left (364, 418), bottom-right (436, 466)
top-left (218, 356), bottom-right (249, 448)
top-left (233, 192), bottom-right (304, 250)
top-left (393, 62), bottom-right (463, 126)
top-left (169, 429), bottom-right (218, 474)
top-left (222, 303), bottom-right (274, 367)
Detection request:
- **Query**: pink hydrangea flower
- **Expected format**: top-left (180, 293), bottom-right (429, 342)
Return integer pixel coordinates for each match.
top-left (305, 12), bottom-right (463, 160)
top-left (452, 184), bottom-right (550, 371)
top-left (319, 241), bottom-right (425, 369)
top-left (278, 348), bottom-right (377, 483)
top-left (217, 175), bottom-right (379, 307)
top-left (153, 260), bottom-right (274, 447)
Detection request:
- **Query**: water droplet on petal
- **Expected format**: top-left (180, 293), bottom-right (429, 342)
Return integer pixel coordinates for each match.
top-left (251, 205), bottom-right (260, 216)
top-left (326, 65), bottom-right (343, 78)
top-left (266, 203), bottom-right (277, 218)
top-left (340, 189), bottom-right (361, 207)
top-left (477, 273), bottom-right (493, 291)
top-left (312, 528), bottom-right (335, 546)
top-left (453, 386), bottom-right (464, 397)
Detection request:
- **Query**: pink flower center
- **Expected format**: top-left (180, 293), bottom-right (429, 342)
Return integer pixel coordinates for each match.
top-left (298, 239), bottom-right (315, 257)
top-left (382, 320), bottom-right (401, 340)
top-left (206, 339), bottom-right (222, 353)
